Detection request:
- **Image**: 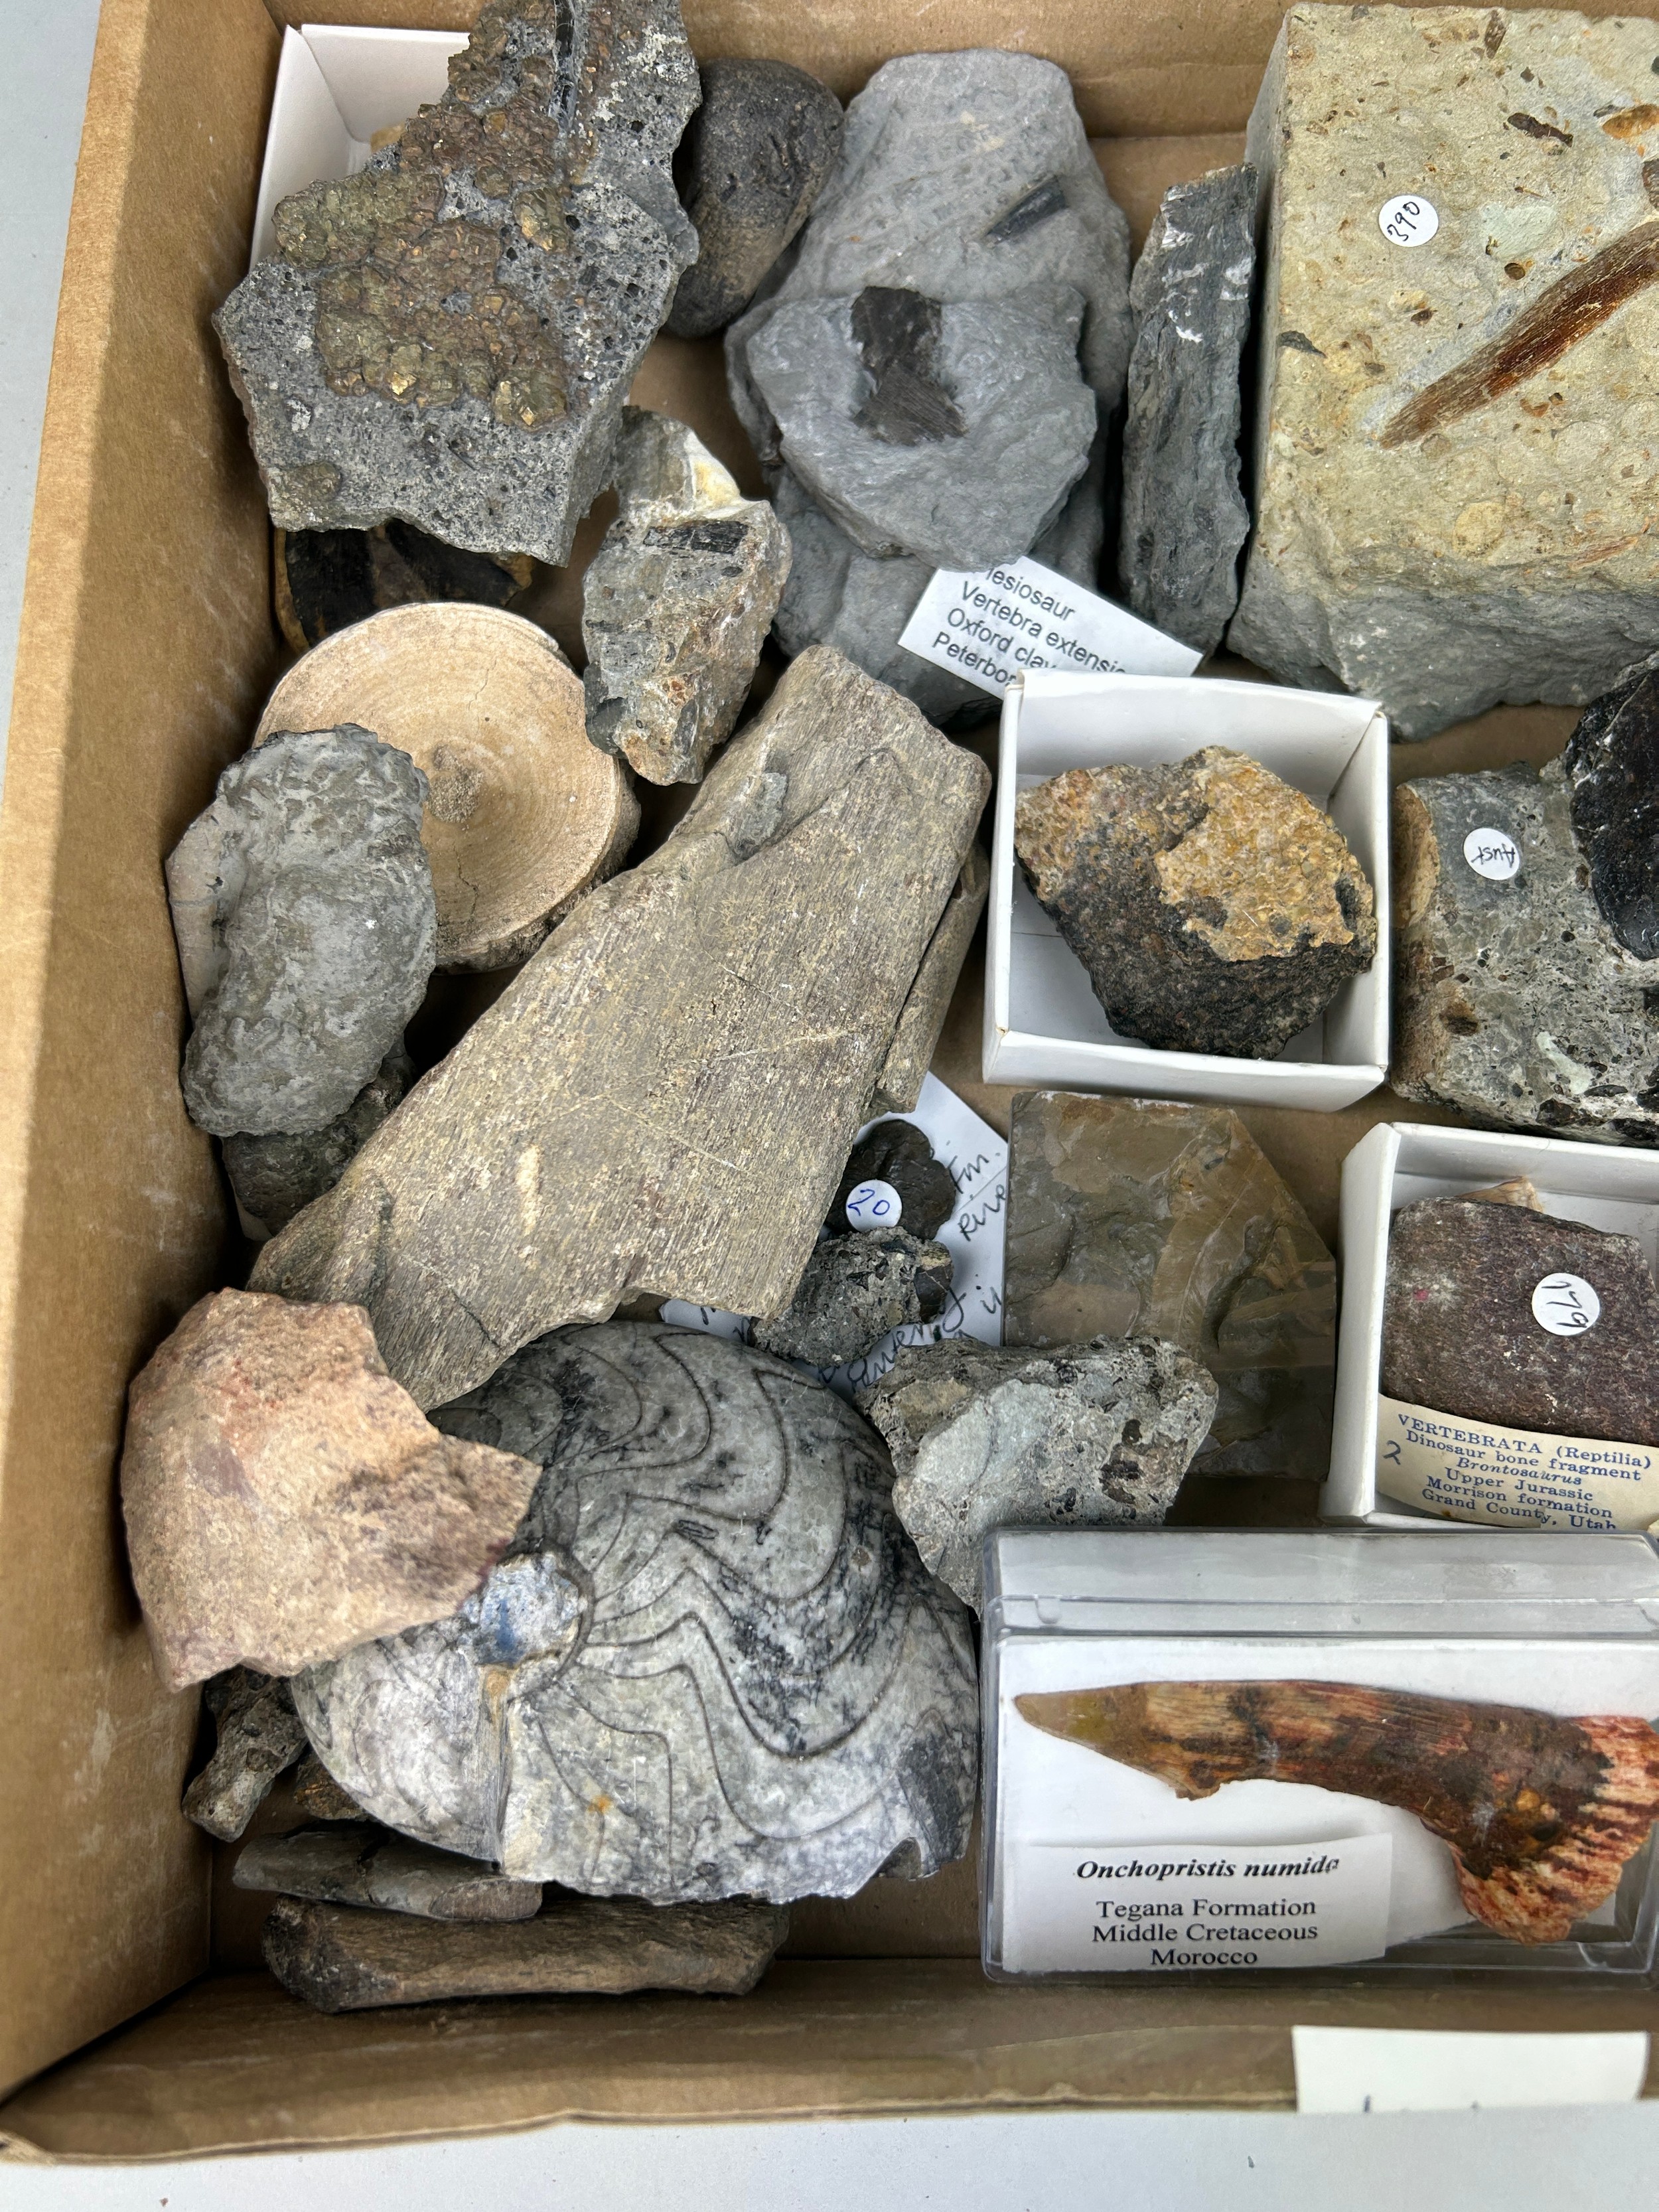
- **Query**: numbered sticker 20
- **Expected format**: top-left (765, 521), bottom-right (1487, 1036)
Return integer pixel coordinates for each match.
top-left (1379, 193), bottom-right (1439, 247)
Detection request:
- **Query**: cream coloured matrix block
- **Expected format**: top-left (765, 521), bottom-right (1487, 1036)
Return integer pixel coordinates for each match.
top-left (1231, 5), bottom-right (1659, 737)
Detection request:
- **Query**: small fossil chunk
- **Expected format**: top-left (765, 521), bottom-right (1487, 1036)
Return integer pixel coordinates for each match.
top-left (751, 1227), bottom-right (953, 1368)
top-left (274, 522), bottom-right (530, 654)
top-left (236, 1823), bottom-right (543, 1922)
top-left (222, 1041), bottom-right (412, 1233)
top-left (180, 1668), bottom-right (307, 1841)
top-left (828, 1120), bottom-right (958, 1240)
top-left (1017, 1678), bottom-right (1659, 1945)
top-left (1015, 747), bottom-right (1376, 1059)
top-left (292, 1752), bottom-right (368, 1824)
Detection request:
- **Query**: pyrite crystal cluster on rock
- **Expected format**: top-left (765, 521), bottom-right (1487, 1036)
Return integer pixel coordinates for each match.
top-left (1015, 747), bottom-right (1377, 1059)
top-left (1394, 670), bottom-right (1659, 1140)
top-left (292, 1324), bottom-right (978, 1901)
top-left (1231, 5), bottom-right (1659, 736)
top-left (215, 0), bottom-right (701, 565)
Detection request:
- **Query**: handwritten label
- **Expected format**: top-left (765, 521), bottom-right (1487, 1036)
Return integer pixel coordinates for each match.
top-left (1379, 193), bottom-right (1439, 246)
top-left (845, 1179), bottom-right (901, 1229)
top-left (897, 555), bottom-right (1200, 699)
top-left (1375, 1393), bottom-right (1659, 1529)
top-left (1533, 1272), bottom-right (1601, 1335)
top-left (1002, 1834), bottom-right (1394, 1974)
top-left (1463, 825), bottom-right (1521, 880)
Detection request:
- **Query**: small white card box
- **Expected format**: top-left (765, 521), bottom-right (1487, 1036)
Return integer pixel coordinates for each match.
top-left (985, 672), bottom-right (1390, 1111)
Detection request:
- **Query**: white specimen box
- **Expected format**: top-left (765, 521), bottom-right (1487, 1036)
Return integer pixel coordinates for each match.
top-left (983, 671), bottom-right (1390, 1111)
top-left (1325, 1122), bottom-right (1659, 1529)
top-left (981, 1528), bottom-right (1659, 1983)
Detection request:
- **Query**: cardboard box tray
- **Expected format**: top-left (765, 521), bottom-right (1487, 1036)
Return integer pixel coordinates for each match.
top-left (0, 0), bottom-right (1642, 2161)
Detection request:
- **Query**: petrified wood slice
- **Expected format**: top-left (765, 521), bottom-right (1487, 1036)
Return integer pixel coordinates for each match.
top-left (252, 648), bottom-right (989, 1411)
top-left (255, 604), bottom-right (638, 974)
top-left (1017, 1679), bottom-right (1659, 1945)
top-left (235, 1823), bottom-right (541, 1922)
top-left (263, 1891), bottom-right (790, 2013)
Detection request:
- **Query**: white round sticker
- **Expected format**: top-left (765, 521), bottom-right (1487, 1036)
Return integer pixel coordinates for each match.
top-left (1379, 193), bottom-right (1439, 247)
top-left (845, 1179), bottom-right (902, 1230)
top-left (1532, 1273), bottom-right (1602, 1336)
top-left (1463, 826), bottom-right (1522, 881)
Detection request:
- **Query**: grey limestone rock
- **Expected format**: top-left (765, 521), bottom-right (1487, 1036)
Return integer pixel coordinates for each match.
top-left (263, 1890), bottom-right (789, 2012)
top-left (214, 0), bottom-right (700, 566)
top-left (727, 48), bottom-right (1132, 459)
top-left (751, 1227), bottom-right (953, 1368)
top-left (1393, 758), bottom-right (1659, 1142)
top-left (667, 60), bottom-right (843, 338)
top-left (180, 1668), bottom-right (307, 1842)
top-left (582, 408), bottom-right (790, 784)
top-left (222, 1041), bottom-right (413, 1232)
top-left (291, 1323), bottom-right (979, 1903)
top-left (168, 725), bottom-right (435, 1139)
top-left (235, 1822), bottom-right (543, 1922)
top-left (1119, 166), bottom-right (1256, 656)
top-left (746, 285), bottom-right (1095, 571)
top-left (857, 1337), bottom-right (1218, 1606)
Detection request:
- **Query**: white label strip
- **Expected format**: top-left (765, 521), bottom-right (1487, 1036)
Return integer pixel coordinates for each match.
top-left (1375, 1393), bottom-right (1659, 1530)
top-left (1293, 2027), bottom-right (1650, 2114)
top-left (1001, 1834), bottom-right (1392, 1974)
top-left (897, 555), bottom-right (1200, 697)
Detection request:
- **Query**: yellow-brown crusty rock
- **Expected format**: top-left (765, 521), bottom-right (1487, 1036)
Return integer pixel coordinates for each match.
top-left (120, 1290), bottom-right (540, 1690)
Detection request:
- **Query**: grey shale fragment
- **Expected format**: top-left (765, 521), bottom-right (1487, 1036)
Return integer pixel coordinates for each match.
top-left (167, 725), bottom-right (435, 1138)
top-left (857, 1338), bottom-right (1218, 1606)
top-left (1393, 756), bottom-right (1659, 1141)
top-left (263, 1891), bottom-right (790, 2012)
top-left (667, 59), bottom-right (843, 338)
top-left (222, 1041), bottom-right (413, 1232)
top-left (1119, 165), bottom-right (1256, 656)
top-left (214, 0), bottom-right (700, 565)
top-left (583, 408), bottom-right (790, 784)
top-left (291, 1323), bottom-right (979, 1901)
top-left (235, 1823), bottom-right (543, 1922)
top-left (251, 647), bottom-right (989, 1411)
top-left (181, 1668), bottom-right (307, 1842)
top-left (752, 1227), bottom-right (954, 1367)
top-left (747, 284), bottom-right (1095, 570)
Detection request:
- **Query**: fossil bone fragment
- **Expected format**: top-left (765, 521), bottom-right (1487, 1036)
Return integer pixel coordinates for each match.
top-left (1016, 1678), bottom-right (1659, 1944)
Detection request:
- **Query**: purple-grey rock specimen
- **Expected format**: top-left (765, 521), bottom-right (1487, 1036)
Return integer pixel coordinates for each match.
top-left (215, 0), bottom-right (700, 565)
top-left (1382, 1195), bottom-right (1659, 1442)
top-left (180, 1667), bottom-right (307, 1842)
top-left (1015, 746), bottom-right (1376, 1059)
top-left (235, 1823), bottom-right (543, 1921)
top-left (1119, 165), bottom-right (1256, 656)
top-left (751, 1227), bottom-right (953, 1368)
top-left (666, 59), bottom-right (842, 338)
top-left (290, 1323), bottom-right (979, 1902)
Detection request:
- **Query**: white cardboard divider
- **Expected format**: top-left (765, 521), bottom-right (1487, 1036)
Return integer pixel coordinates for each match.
top-left (983, 671), bottom-right (1390, 1110)
top-left (250, 24), bottom-right (465, 269)
top-left (1323, 1121), bottom-right (1659, 1527)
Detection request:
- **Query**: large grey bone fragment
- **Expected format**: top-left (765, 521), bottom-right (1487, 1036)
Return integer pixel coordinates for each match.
top-left (667, 59), bottom-right (843, 338)
top-left (1392, 759), bottom-right (1659, 1142)
top-left (181, 1668), bottom-right (307, 1842)
top-left (235, 1823), bottom-right (543, 1921)
top-left (250, 648), bottom-right (989, 1410)
top-left (857, 1337), bottom-right (1217, 1607)
top-left (1227, 7), bottom-right (1659, 735)
top-left (214, 0), bottom-right (700, 565)
top-left (263, 1891), bottom-right (790, 2012)
top-left (726, 48), bottom-right (1132, 461)
top-left (868, 844), bottom-right (990, 1116)
top-left (292, 1323), bottom-right (979, 1901)
top-left (168, 725), bottom-right (434, 1138)
top-left (747, 286), bottom-right (1095, 570)
top-left (1119, 165), bottom-right (1256, 656)
top-left (582, 409), bottom-right (790, 784)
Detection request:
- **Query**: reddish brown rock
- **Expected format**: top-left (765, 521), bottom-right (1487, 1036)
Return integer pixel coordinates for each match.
top-left (120, 1290), bottom-right (541, 1690)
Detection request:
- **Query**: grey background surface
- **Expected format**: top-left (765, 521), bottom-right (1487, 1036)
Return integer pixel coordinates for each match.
top-left (2, 1), bottom-right (1659, 2200)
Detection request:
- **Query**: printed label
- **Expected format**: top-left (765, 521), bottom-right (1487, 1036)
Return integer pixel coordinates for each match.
top-left (1003, 1834), bottom-right (1394, 1974)
top-left (1379, 193), bottom-right (1439, 246)
top-left (845, 1179), bottom-right (902, 1228)
top-left (1375, 1393), bottom-right (1659, 1530)
top-left (897, 555), bottom-right (1200, 698)
top-left (1463, 825), bottom-right (1521, 880)
top-left (1532, 1272), bottom-right (1601, 1335)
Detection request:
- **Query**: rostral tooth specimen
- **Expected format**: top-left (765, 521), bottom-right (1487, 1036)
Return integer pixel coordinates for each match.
top-left (215, 0), bottom-right (701, 565)
top-left (1017, 1679), bottom-right (1659, 1945)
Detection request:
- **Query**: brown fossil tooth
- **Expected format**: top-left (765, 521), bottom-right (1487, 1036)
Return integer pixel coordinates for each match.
top-left (1015, 1680), bottom-right (1659, 1944)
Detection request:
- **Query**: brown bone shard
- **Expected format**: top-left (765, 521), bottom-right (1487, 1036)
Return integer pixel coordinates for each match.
top-left (1016, 1679), bottom-right (1659, 1944)
top-left (1381, 225), bottom-right (1659, 447)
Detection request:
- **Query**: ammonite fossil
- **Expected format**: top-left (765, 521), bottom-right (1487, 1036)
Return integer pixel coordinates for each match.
top-left (293, 1323), bottom-right (978, 1903)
